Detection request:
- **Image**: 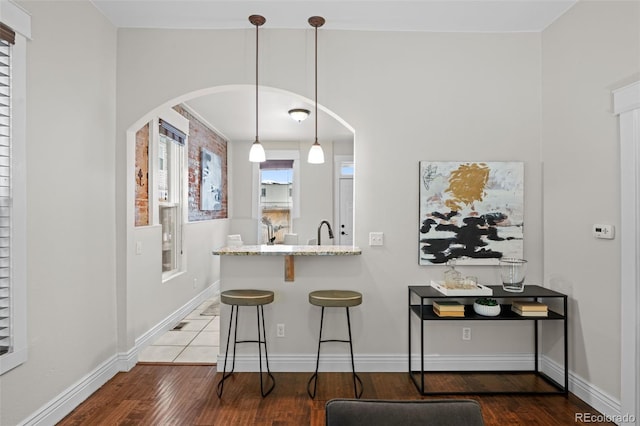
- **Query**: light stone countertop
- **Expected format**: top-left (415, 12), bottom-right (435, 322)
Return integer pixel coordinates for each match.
top-left (212, 244), bottom-right (362, 256)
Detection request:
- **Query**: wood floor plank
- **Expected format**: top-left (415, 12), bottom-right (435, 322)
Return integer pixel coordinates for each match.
top-left (58, 365), bottom-right (615, 425)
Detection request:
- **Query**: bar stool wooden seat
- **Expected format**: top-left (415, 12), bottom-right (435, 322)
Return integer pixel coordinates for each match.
top-left (216, 289), bottom-right (275, 398)
top-left (307, 290), bottom-right (363, 399)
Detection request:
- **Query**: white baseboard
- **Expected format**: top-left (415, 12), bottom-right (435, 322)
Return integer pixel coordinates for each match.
top-left (19, 355), bottom-right (123, 426)
top-left (21, 302), bottom-right (624, 426)
top-left (541, 356), bottom-right (627, 425)
top-left (19, 283), bottom-right (219, 426)
top-left (218, 352), bottom-right (625, 424)
top-left (217, 353), bottom-right (537, 373)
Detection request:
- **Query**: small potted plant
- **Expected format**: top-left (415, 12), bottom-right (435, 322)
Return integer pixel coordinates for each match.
top-left (473, 297), bottom-right (501, 316)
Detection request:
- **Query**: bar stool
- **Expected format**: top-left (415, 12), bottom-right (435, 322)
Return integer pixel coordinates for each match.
top-left (307, 289), bottom-right (363, 399)
top-left (216, 289), bottom-right (276, 398)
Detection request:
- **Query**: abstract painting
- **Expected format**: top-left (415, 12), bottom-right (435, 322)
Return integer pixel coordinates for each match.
top-left (419, 161), bottom-right (524, 265)
top-left (200, 148), bottom-right (222, 211)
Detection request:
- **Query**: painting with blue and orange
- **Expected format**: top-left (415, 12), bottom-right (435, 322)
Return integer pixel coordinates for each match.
top-left (419, 161), bottom-right (524, 265)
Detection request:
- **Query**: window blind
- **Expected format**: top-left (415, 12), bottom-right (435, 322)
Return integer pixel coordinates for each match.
top-left (159, 119), bottom-right (186, 145)
top-left (260, 159), bottom-right (294, 170)
top-left (0, 23), bottom-right (15, 45)
top-left (0, 23), bottom-right (14, 356)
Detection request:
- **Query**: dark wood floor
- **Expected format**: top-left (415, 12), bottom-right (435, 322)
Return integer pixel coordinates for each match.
top-left (58, 365), bottom-right (614, 425)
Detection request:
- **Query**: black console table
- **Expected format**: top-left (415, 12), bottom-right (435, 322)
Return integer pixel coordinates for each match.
top-left (408, 285), bottom-right (568, 395)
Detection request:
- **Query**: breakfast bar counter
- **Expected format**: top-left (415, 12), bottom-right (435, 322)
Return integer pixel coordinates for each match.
top-left (212, 245), bottom-right (362, 281)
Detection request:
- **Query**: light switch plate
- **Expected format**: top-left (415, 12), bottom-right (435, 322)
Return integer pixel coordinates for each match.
top-left (369, 232), bottom-right (384, 246)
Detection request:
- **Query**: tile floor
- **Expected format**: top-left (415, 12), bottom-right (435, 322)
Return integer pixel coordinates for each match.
top-left (138, 298), bottom-right (220, 364)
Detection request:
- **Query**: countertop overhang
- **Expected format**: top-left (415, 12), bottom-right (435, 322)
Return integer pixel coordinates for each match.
top-left (212, 244), bottom-right (362, 256)
top-left (212, 245), bottom-right (362, 281)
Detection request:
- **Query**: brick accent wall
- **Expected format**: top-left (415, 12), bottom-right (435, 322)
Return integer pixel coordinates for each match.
top-left (134, 123), bottom-right (150, 226)
top-left (174, 105), bottom-right (228, 221)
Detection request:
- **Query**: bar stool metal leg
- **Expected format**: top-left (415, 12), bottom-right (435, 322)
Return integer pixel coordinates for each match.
top-left (307, 306), bottom-right (363, 399)
top-left (217, 304), bottom-right (275, 398)
top-left (257, 304), bottom-right (276, 397)
top-left (307, 306), bottom-right (326, 398)
top-left (345, 306), bottom-right (363, 399)
top-left (216, 304), bottom-right (239, 397)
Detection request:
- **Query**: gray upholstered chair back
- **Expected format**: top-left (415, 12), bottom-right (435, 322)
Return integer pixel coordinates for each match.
top-left (325, 398), bottom-right (485, 426)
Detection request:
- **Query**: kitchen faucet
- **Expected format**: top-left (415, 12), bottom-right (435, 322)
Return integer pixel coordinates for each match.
top-left (317, 220), bottom-right (334, 245)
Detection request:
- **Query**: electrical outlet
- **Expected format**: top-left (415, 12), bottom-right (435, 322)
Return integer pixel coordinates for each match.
top-left (369, 232), bottom-right (384, 246)
top-left (462, 327), bottom-right (471, 341)
top-left (277, 323), bottom-right (285, 337)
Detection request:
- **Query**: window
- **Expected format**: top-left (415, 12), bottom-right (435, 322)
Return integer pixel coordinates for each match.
top-left (157, 119), bottom-right (186, 279)
top-left (260, 161), bottom-right (293, 244)
top-left (0, 5), bottom-right (30, 375)
top-left (254, 153), bottom-right (300, 244)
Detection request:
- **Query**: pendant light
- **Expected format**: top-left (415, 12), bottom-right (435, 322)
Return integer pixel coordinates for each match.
top-left (248, 15), bottom-right (266, 163)
top-left (307, 16), bottom-right (325, 164)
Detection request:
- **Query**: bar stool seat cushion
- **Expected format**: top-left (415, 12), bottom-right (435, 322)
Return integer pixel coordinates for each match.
top-left (221, 289), bottom-right (274, 306)
top-left (309, 290), bottom-right (362, 308)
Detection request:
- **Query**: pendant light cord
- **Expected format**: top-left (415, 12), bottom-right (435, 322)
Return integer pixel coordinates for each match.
top-left (255, 20), bottom-right (259, 142)
top-left (314, 23), bottom-right (318, 143)
top-left (308, 16), bottom-right (324, 144)
top-left (249, 15), bottom-right (265, 142)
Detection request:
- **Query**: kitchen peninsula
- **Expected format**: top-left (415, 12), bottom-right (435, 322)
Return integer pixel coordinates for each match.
top-left (212, 244), bottom-right (362, 282)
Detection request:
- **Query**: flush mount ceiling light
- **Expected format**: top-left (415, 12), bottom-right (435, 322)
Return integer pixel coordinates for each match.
top-left (307, 16), bottom-right (325, 164)
top-left (248, 14), bottom-right (266, 163)
top-left (288, 108), bottom-right (310, 122)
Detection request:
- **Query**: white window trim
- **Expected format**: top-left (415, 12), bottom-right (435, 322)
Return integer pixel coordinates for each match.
top-left (252, 150), bottom-right (300, 242)
top-left (0, 1), bottom-right (30, 375)
top-left (151, 109), bottom-right (189, 282)
top-left (613, 80), bottom-right (640, 425)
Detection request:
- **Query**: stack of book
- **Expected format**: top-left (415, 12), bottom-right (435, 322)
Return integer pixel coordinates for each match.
top-left (511, 300), bottom-right (548, 317)
top-left (433, 300), bottom-right (465, 317)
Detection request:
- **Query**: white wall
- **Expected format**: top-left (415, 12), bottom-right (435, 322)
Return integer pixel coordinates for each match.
top-left (0, 1), bottom-right (117, 425)
top-left (117, 27), bottom-right (544, 361)
top-left (2, 1), bottom-right (638, 424)
top-left (129, 220), bottom-right (226, 340)
top-left (541, 0), bottom-right (640, 400)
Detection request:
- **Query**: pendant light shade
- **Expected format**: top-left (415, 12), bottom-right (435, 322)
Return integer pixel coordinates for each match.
top-left (249, 15), bottom-right (266, 163)
top-left (307, 16), bottom-right (325, 164)
top-left (249, 140), bottom-right (266, 162)
top-left (308, 140), bottom-right (325, 164)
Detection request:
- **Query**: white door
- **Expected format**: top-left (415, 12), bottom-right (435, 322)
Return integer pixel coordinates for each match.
top-left (338, 177), bottom-right (353, 245)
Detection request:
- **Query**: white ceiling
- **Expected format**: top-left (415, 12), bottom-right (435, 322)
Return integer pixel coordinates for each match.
top-left (92, 0), bottom-right (577, 143)
top-left (185, 88), bottom-right (355, 143)
top-left (92, 1), bottom-right (577, 33)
